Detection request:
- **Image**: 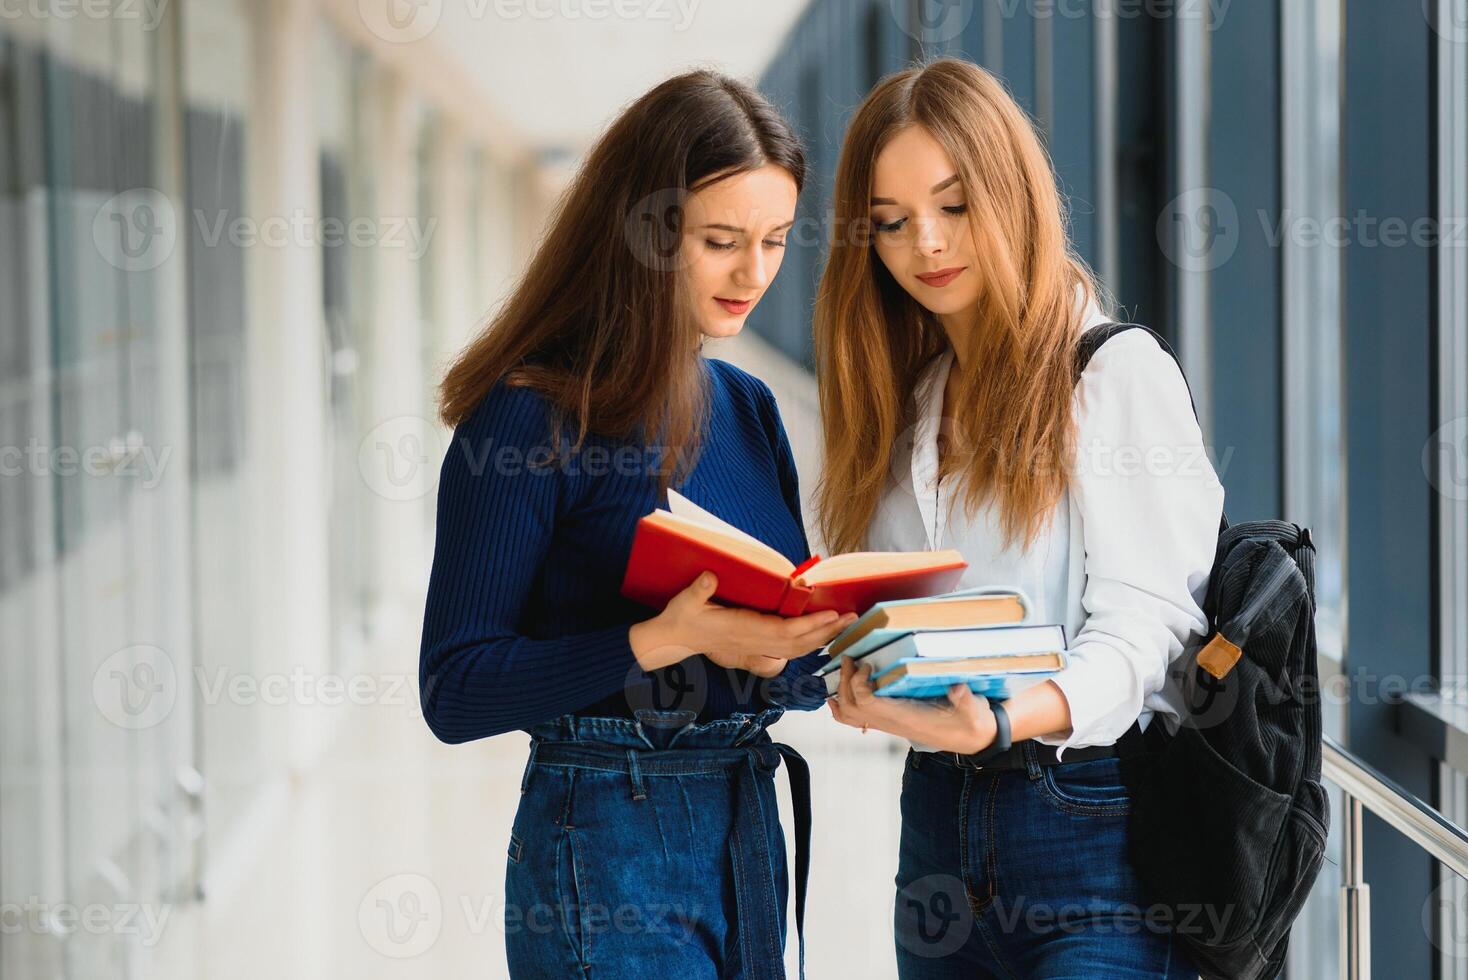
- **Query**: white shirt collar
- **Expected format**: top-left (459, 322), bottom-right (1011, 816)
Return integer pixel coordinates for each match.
top-left (906, 287), bottom-right (1110, 549)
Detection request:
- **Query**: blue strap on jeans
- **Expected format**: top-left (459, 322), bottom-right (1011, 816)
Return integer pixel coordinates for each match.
top-left (729, 742), bottom-right (809, 980)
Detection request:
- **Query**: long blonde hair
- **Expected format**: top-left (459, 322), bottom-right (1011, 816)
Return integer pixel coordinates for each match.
top-left (815, 58), bottom-right (1109, 554)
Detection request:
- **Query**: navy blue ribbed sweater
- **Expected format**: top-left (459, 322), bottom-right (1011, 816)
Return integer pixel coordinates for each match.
top-left (419, 357), bottom-right (828, 744)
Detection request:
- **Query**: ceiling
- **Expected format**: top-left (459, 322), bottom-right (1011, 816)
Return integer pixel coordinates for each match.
top-left (427, 0), bottom-right (814, 155)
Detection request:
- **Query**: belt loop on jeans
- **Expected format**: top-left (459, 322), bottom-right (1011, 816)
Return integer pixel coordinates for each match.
top-left (626, 749), bottom-right (647, 801)
top-left (1021, 740), bottom-right (1043, 780)
top-left (521, 739), bottom-right (540, 794)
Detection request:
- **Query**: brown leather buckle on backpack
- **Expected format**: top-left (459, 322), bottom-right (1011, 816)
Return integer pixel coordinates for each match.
top-left (1197, 632), bottom-right (1243, 680)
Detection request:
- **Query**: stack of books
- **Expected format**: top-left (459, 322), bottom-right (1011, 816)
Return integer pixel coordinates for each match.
top-left (816, 587), bottom-right (1069, 699)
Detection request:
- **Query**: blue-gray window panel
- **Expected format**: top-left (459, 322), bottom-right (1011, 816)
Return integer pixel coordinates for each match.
top-left (1208, 0), bottom-right (1283, 520)
top-left (1049, 5), bottom-right (1097, 271)
top-left (1113, 12), bottom-right (1168, 331)
top-left (1343, 0), bottom-right (1437, 971)
top-left (1000, 4), bottom-right (1037, 116)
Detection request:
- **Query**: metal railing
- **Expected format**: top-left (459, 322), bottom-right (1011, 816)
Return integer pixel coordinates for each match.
top-left (1323, 735), bottom-right (1468, 980)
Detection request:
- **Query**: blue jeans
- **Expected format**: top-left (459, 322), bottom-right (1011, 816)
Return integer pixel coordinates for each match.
top-left (893, 744), bottom-right (1197, 978)
top-left (505, 707), bottom-right (808, 979)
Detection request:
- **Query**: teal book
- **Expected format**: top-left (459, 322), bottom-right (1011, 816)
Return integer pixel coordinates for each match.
top-left (821, 624), bottom-right (1068, 699)
top-left (814, 585), bottom-right (1032, 677)
top-left (869, 645), bottom-right (1069, 700)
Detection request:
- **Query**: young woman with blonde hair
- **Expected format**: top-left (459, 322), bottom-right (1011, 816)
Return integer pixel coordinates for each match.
top-left (819, 58), bottom-right (1221, 976)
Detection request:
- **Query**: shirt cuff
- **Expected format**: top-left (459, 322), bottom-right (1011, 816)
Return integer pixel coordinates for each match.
top-left (1031, 642), bottom-right (1142, 762)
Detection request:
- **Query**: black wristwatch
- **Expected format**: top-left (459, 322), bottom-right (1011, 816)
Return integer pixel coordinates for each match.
top-left (969, 699), bottom-right (1012, 762)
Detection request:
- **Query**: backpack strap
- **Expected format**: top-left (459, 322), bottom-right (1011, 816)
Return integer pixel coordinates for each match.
top-left (1073, 321), bottom-right (1200, 425)
top-left (1074, 321), bottom-right (1228, 533)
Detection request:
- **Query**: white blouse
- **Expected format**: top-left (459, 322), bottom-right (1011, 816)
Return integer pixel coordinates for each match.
top-left (862, 298), bottom-right (1226, 758)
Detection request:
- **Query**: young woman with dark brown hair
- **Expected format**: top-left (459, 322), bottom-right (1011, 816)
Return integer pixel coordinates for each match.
top-left (818, 58), bottom-right (1222, 977)
top-left (420, 70), bottom-right (852, 978)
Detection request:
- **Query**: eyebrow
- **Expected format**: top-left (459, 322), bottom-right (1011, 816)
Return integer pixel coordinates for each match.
top-left (699, 221), bottom-right (796, 233)
top-left (870, 174), bottom-right (961, 206)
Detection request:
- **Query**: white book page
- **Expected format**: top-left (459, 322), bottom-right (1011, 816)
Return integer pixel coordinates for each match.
top-left (665, 489), bottom-right (786, 561)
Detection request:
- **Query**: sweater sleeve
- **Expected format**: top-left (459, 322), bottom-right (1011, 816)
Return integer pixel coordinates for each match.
top-left (1033, 331), bottom-right (1224, 759)
top-left (753, 379), bottom-right (831, 710)
top-left (418, 384), bottom-right (645, 743)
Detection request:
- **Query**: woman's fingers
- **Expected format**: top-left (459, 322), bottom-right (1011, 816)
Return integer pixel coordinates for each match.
top-left (787, 611), bottom-right (857, 648)
top-left (696, 602), bottom-right (860, 661)
top-left (828, 686), bottom-right (889, 735)
top-left (723, 605), bottom-right (836, 638)
top-left (829, 675), bottom-right (869, 731)
top-left (781, 609), bottom-right (856, 645)
top-left (740, 610), bottom-right (857, 659)
top-left (829, 668), bottom-right (998, 753)
top-left (837, 657), bottom-right (858, 704)
top-left (673, 572), bottom-right (719, 609)
top-left (828, 663), bottom-right (928, 743)
top-left (827, 694), bottom-right (850, 726)
top-left (886, 687), bottom-right (993, 754)
top-left (783, 608), bottom-right (841, 632)
top-left (947, 685), bottom-right (992, 732)
top-left (849, 664), bottom-right (879, 704)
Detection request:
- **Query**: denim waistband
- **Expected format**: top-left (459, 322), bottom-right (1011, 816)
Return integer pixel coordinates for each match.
top-left (522, 706), bottom-right (807, 980)
top-left (525, 706), bottom-right (787, 751)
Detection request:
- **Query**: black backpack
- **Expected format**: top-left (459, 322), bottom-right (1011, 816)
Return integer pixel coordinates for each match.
top-left (1076, 322), bottom-right (1329, 980)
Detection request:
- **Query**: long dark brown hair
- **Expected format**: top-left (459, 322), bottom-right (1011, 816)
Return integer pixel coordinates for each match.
top-left (439, 70), bottom-right (806, 488)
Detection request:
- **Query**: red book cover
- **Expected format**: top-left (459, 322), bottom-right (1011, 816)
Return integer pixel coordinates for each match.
top-left (620, 518), bottom-right (797, 613)
top-left (619, 502), bottom-right (968, 617)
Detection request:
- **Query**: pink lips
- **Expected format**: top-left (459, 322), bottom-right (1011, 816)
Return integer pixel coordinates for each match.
top-left (915, 267), bottom-right (965, 288)
top-left (716, 297), bottom-right (753, 315)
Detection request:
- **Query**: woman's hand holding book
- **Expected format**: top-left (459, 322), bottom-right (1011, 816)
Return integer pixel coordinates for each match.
top-left (629, 572), bottom-right (857, 676)
top-left (828, 658), bottom-right (1000, 753)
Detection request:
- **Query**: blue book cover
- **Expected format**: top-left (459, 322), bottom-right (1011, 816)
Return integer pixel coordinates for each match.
top-left (869, 649), bottom-right (1068, 700)
top-left (820, 625), bottom-right (1067, 699)
top-left (871, 673), bottom-right (1021, 699)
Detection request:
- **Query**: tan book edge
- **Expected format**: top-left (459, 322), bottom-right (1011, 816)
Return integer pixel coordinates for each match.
top-left (829, 594), bottom-right (1027, 657)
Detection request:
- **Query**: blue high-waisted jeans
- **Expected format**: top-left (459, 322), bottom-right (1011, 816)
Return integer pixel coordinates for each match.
top-left (893, 743), bottom-right (1198, 978)
top-left (505, 707), bottom-right (809, 979)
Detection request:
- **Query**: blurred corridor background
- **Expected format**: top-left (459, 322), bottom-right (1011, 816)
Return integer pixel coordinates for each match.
top-left (3, 0), bottom-right (1468, 976)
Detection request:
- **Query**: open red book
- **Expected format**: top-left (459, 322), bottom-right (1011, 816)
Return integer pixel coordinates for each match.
top-left (620, 490), bottom-right (968, 616)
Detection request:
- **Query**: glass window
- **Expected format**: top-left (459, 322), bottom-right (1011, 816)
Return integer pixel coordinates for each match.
top-left (466, 144), bottom-right (485, 322)
top-left (1282, 0), bottom-right (1346, 682)
top-left (318, 26), bottom-right (379, 671)
top-left (473, 151), bottom-right (518, 323)
top-left (0, 20), bottom-right (66, 980)
top-left (184, 0), bottom-right (261, 853)
top-left (417, 107), bottom-right (441, 369)
top-left (1280, 1), bottom-right (1345, 974)
top-left (415, 107), bottom-right (445, 529)
top-left (1, 7), bottom-right (200, 978)
top-left (1433, 2), bottom-right (1468, 976)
